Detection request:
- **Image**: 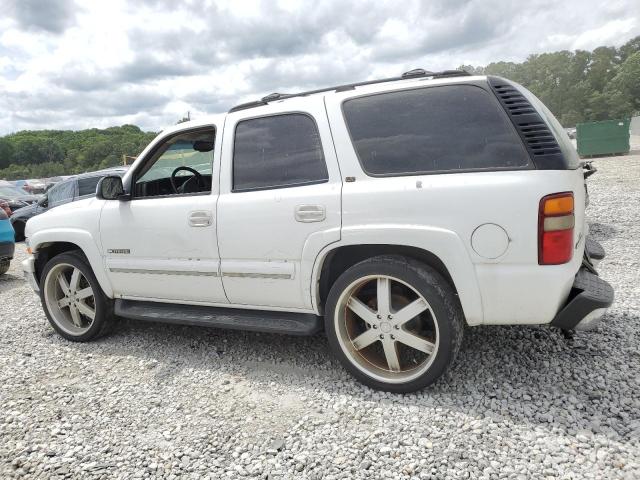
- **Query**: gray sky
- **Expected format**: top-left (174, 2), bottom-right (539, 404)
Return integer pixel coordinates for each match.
top-left (1, 0), bottom-right (638, 135)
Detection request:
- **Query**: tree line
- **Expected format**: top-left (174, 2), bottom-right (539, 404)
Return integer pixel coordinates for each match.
top-left (0, 125), bottom-right (156, 181)
top-left (1, 37), bottom-right (639, 181)
top-left (460, 35), bottom-right (640, 127)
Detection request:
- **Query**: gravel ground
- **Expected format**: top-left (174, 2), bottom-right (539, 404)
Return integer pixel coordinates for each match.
top-left (1, 154), bottom-right (639, 480)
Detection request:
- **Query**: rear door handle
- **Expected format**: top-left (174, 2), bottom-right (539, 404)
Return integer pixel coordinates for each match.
top-left (189, 210), bottom-right (213, 227)
top-left (295, 204), bottom-right (325, 223)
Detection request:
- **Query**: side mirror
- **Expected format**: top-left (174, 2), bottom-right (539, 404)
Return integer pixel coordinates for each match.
top-left (37, 195), bottom-right (48, 208)
top-left (96, 176), bottom-right (128, 201)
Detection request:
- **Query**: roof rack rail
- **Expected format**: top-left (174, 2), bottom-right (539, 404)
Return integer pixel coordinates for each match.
top-left (228, 68), bottom-right (471, 113)
top-left (432, 69), bottom-right (471, 79)
top-left (402, 68), bottom-right (435, 78)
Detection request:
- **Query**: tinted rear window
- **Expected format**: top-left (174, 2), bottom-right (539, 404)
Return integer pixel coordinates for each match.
top-left (342, 85), bottom-right (530, 176)
top-left (233, 114), bottom-right (328, 191)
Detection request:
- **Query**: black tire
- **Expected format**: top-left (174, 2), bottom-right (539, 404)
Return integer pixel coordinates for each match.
top-left (0, 259), bottom-right (9, 275)
top-left (324, 255), bottom-right (464, 393)
top-left (13, 221), bottom-right (25, 242)
top-left (40, 251), bottom-right (115, 342)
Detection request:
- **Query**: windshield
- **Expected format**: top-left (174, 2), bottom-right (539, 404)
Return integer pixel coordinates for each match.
top-left (0, 185), bottom-right (30, 197)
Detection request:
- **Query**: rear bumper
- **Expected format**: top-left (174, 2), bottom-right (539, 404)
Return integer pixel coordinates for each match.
top-left (0, 241), bottom-right (14, 260)
top-left (551, 267), bottom-right (614, 331)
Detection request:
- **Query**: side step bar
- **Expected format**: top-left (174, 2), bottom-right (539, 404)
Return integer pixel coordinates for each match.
top-left (115, 299), bottom-right (323, 336)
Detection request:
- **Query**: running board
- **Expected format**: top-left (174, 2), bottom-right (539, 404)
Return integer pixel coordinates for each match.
top-left (114, 299), bottom-right (322, 336)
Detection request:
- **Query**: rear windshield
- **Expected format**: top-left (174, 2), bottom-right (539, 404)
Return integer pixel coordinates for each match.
top-left (342, 85), bottom-right (530, 176)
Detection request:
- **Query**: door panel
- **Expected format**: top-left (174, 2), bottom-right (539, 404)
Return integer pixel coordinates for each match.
top-left (100, 193), bottom-right (226, 303)
top-left (217, 97), bottom-right (342, 310)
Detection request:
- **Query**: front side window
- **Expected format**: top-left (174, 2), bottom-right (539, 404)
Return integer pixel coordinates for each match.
top-left (134, 128), bottom-right (215, 198)
top-left (77, 176), bottom-right (102, 197)
top-left (47, 180), bottom-right (75, 207)
top-left (342, 85), bottom-right (530, 176)
top-left (233, 114), bottom-right (328, 191)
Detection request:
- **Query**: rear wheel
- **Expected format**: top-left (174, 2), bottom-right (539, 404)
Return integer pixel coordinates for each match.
top-left (40, 251), bottom-right (115, 341)
top-left (0, 259), bottom-right (9, 275)
top-left (325, 255), bottom-right (464, 393)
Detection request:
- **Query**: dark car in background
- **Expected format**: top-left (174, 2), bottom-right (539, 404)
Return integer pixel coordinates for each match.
top-left (10, 167), bottom-right (128, 241)
top-left (0, 181), bottom-right (40, 214)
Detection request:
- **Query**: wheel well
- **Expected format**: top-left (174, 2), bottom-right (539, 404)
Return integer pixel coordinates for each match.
top-left (34, 242), bottom-right (83, 284)
top-left (318, 245), bottom-right (457, 310)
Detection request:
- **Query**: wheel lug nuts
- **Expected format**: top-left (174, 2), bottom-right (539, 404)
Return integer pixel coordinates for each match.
top-left (376, 314), bottom-right (382, 319)
top-left (390, 335), bottom-right (395, 340)
top-left (388, 315), bottom-right (393, 319)
top-left (394, 325), bottom-right (399, 330)
top-left (372, 325), bottom-right (378, 329)
top-left (379, 334), bottom-right (384, 339)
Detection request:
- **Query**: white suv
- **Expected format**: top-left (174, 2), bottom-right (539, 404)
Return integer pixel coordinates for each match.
top-left (23, 69), bottom-right (613, 392)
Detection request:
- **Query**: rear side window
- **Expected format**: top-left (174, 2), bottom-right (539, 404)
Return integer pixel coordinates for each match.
top-left (77, 176), bottom-right (102, 196)
top-left (342, 85), bottom-right (530, 176)
top-left (233, 114), bottom-right (328, 191)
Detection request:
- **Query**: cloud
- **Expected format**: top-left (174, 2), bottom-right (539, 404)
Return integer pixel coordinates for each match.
top-left (7, 0), bottom-right (78, 34)
top-left (0, 0), bottom-right (638, 134)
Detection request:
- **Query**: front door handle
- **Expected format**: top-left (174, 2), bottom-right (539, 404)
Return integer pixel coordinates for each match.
top-left (295, 204), bottom-right (325, 223)
top-left (189, 210), bottom-right (213, 227)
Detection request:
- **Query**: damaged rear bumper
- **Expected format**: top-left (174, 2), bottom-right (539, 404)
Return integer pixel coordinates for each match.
top-left (551, 237), bottom-right (613, 331)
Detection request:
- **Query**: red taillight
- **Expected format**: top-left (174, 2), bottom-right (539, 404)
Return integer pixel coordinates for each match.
top-left (539, 192), bottom-right (574, 265)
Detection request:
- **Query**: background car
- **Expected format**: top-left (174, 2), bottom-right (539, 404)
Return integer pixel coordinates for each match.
top-left (14, 179), bottom-right (47, 195)
top-left (0, 206), bottom-right (15, 275)
top-left (0, 181), bottom-right (40, 214)
top-left (10, 167), bottom-right (128, 241)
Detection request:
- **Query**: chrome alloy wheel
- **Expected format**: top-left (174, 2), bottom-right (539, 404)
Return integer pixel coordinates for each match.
top-left (335, 275), bottom-right (440, 384)
top-left (43, 263), bottom-right (96, 336)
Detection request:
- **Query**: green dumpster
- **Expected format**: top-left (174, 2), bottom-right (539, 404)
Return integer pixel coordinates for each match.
top-left (576, 118), bottom-right (630, 157)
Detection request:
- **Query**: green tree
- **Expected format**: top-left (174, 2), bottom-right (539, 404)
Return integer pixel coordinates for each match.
top-left (0, 139), bottom-right (14, 169)
top-left (0, 125), bottom-right (157, 180)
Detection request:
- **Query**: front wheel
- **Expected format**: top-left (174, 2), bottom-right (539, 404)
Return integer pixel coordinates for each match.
top-left (324, 255), bottom-right (464, 393)
top-left (0, 259), bottom-right (9, 275)
top-left (40, 251), bottom-right (115, 342)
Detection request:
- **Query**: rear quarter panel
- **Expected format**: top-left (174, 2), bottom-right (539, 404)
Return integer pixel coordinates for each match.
top-left (324, 81), bottom-right (586, 325)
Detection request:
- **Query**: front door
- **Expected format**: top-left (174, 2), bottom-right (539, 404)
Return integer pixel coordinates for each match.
top-left (100, 125), bottom-right (228, 304)
top-left (217, 97), bottom-right (342, 310)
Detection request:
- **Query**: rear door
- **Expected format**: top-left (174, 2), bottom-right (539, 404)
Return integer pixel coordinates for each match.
top-left (217, 97), bottom-right (342, 310)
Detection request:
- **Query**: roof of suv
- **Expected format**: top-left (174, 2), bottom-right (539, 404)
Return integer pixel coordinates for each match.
top-left (162, 69), bottom-right (486, 136)
top-left (228, 68), bottom-right (476, 113)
